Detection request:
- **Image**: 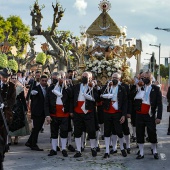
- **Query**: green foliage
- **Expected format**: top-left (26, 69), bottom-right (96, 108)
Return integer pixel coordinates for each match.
top-left (0, 15), bottom-right (30, 53)
top-left (36, 52), bottom-right (47, 65)
top-left (8, 59), bottom-right (18, 73)
top-left (0, 53), bottom-right (8, 69)
top-left (160, 64), bottom-right (169, 78)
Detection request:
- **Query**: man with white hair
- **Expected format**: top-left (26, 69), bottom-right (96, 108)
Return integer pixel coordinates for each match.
top-left (132, 71), bottom-right (162, 159)
top-left (101, 72), bottom-right (128, 158)
top-left (45, 71), bottom-right (72, 157)
top-left (70, 71), bottom-right (98, 158)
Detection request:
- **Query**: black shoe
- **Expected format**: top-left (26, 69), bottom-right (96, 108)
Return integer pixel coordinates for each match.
top-left (48, 149), bottom-right (57, 156)
top-left (109, 145), bottom-right (113, 148)
top-left (154, 153), bottom-right (159, 159)
top-left (25, 142), bottom-right (32, 148)
top-left (123, 143), bottom-right (126, 149)
top-left (74, 151), bottom-right (82, 158)
top-left (151, 149), bottom-right (153, 155)
top-left (121, 149), bottom-right (127, 157)
top-left (96, 145), bottom-right (100, 152)
top-left (68, 145), bottom-right (75, 152)
top-left (91, 148), bottom-right (97, 157)
top-left (136, 150), bottom-right (140, 155)
top-left (127, 148), bottom-right (131, 154)
top-left (57, 146), bottom-right (61, 151)
top-left (110, 150), bottom-right (117, 154)
top-left (40, 128), bottom-right (44, 133)
top-left (62, 149), bottom-right (68, 157)
top-left (8, 143), bottom-right (11, 146)
top-left (167, 131), bottom-right (170, 135)
top-left (31, 145), bottom-right (43, 151)
top-left (136, 154), bottom-right (144, 159)
top-left (103, 153), bottom-right (110, 158)
top-left (81, 147), bottom-right (85, 152)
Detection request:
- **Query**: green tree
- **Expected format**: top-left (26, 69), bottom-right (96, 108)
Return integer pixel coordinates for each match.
top-left (0, 15), bottom-right (30, 54)
top-left (160, 64), bottom-right (169, 78)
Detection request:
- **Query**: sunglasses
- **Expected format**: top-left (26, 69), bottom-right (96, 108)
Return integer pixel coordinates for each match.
top-left (11, 78), bottom-right (17, 80)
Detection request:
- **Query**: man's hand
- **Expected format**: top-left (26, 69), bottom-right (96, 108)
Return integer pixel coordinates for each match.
top-left (120, 116), bottom-right (125, 124)
top-left (127, 114), bottom-right (131, 118)
top-left (46, 116), bottom-right (52, 125)
top-left (155, 118), bottom-right (161, 124)
top-left (70, 113), bottom-right (74, 118)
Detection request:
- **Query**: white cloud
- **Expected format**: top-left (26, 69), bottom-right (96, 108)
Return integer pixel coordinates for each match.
top-left (140, 33), bottom-right (157, 45)
top-left (130, 9), bottom-right (136, 13)
top-left (74, 0), bottom-right (87, 15)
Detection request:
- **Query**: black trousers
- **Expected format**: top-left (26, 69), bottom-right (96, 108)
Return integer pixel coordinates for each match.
top-left (27, 116), bottom-right (45, 146)
top-left (112, 117), bottom-right (130, 136)
top-left (0, 135), bottom-right (5, 163)
top-left (104, 112), bottom-right (123, 138)
top-left (131, 108), bottom-right (136, 127)
top-left (50, 117), bottom-right (68, 139)
top-left (136, 114), bottom-right (157, 143)
top-left (94, 108), bottom-right (99, 131)
top-left (68, 116), bottom-right (72, 132)
top-left (97, 105), bottom-right (104, 124)
top-left (73, 112), bottom-right (96, 139)
top-left (0, 122), bottom-right (7, 163)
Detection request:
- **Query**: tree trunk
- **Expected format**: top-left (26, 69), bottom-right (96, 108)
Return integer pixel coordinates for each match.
top-left (58, 59), bottom-right (67, 71)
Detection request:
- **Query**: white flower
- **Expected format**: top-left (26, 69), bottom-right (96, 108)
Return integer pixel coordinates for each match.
top-left (86, 62), bottom-right (89, 64)
top-left (112, 68), bottom-right (116, 71)
top-left (114, 64), bottom-right (119, 68)
top-left (107, 72), bottom-right (112, 76)
top-left (106, 67), bottom-right (111, 71)
top-left (101, 65), bottom-right (105, 68)
top-left (98, 70), bottom-right (102, 73)
top-left (89, 64), bottom-right (92, 67)
top-left (92, 66), bottom-right (97, 71)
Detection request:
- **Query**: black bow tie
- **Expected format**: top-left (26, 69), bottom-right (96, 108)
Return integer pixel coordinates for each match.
top-left (141, 87), bottom-right (144, 91)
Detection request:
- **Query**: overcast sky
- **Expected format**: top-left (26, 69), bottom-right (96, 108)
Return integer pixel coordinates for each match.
top-left (1, 0), bottom-right (170, 72)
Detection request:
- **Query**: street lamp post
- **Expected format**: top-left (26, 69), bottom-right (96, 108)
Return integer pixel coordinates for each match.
top-left (146, 53), bottom-right (152, 73)
top-left (149, 44), bottom-right (161, 82)
top-left (155, 27), bottom-right (170, 32)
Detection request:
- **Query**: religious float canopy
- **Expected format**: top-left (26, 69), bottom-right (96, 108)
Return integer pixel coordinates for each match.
top-left (76, 0), bottom-right (142, 84)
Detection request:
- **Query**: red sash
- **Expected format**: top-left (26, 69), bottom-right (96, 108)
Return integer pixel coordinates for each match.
top-left (137, 103), bottom-right (150, 114)
top-left (96, 101), bottom-right (102, 106)
top-left (104, 101), bottom-right (121, 114)
top-left (50, 105), bottom-right (69, 117)
top-left (74, 101), bottom-right (92, 114)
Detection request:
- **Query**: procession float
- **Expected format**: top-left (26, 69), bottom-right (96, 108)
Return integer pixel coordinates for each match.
top-left (75, 0), bottom-right (142, 84)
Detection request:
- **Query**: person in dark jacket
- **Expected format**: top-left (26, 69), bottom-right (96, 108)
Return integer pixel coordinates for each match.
top-left (25, 75), bottom-right (48, 151)
top-left (0, 94), bottom-right (5, 170)
top-left (101, 72), bottom-right (127, 158)
top-left (0, 68), bottom-right (16, 169)
top-left (132, 71), bottom-right (162, 159)
top-left (166, 86), bottom-right (170, 135)
top-left (45, 71), bottom-right (72, 157)
top-left (70, 72), bottom-right (98, 158)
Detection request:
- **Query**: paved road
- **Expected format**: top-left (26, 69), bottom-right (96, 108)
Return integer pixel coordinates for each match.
top-left (3, 100), bottom-right (170, 170)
